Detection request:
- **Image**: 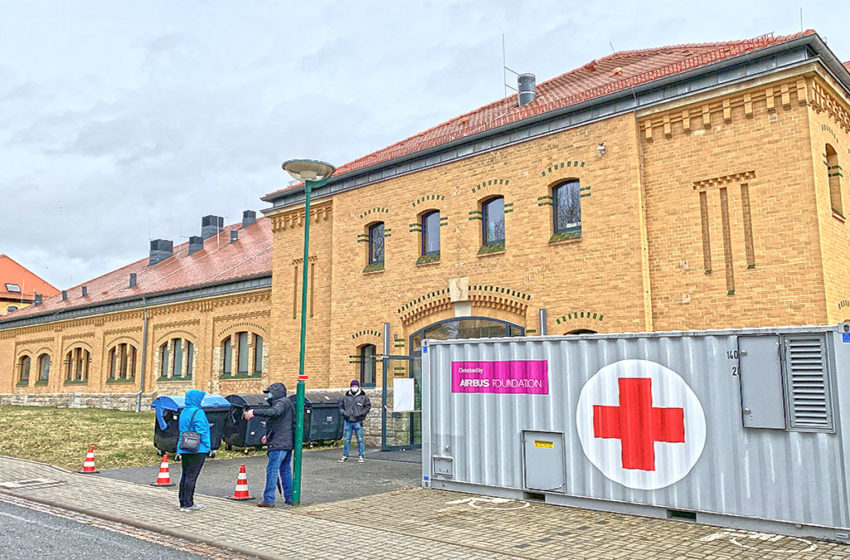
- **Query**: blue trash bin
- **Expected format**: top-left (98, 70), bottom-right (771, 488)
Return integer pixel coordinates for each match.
top-left (151, 394), bottom-right (230, 458)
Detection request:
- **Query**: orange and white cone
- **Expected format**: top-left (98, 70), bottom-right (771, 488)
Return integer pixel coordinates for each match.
top-left (79, 445), bottom-right (99, 474)
top-left (227, 463), bottom-right (253, 501)
top-left (151, 454), bottom-right (174, 486)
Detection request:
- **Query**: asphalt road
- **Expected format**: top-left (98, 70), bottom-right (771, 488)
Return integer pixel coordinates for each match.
top-left (0, 500), bottom-right (205, 560)
top-left (98, 447), bottom-right (421, 506)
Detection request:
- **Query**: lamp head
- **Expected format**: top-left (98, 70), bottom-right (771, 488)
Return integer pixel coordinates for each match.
top-left (282, 159), bottom-right (336, 183)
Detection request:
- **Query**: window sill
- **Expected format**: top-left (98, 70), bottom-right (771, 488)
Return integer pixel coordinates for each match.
top-left (416, 253), bottom-right (440, 266)
top-left (64, 380), bottom-right (88, 385)
top-left (34, 380), bottom-right (49, 386)
top-left (363, 262), bottom-right (385, 274)
top-left (16, 381), bottom-right (29, 387)
top-left (832, 211), bottom-right (846, 223)
top-left (549, 230), bottom-right (582, 244)
top-left (477, 243), bottom-right (505, 256)
top-left (220, 373), bottom-right (262, 380)
top-left (106, 378), bottom-right (136, 384)
top-left (156, 376), bottom-right (193, 382)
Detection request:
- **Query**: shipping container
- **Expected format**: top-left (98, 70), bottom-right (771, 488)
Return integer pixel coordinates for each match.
top-left (421, 324), bottom-right (850, 543)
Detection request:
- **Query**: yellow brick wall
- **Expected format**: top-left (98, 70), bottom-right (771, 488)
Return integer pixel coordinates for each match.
top-left (640, 75), bottom-right (828, 330)
top-left (0, 290), bottom-right (271, 397)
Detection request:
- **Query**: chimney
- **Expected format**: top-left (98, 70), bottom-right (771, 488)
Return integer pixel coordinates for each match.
top-left (149, 239), bottom-right (174, 265)
top-left (129, 273), bottom-right (137, 288)
top-left (518, 73), bottom-right (536, 106)
top-left (61, 290), bottom-right (68, 301)
top-left (81, 286), bottom-right (88, 297)
top-left (188, 235), bottom-right (204, 255)
top-left (242, 210), bottom-right (257, 228)
top-left (201, 215), bottom-right (224, 240)
top-left (34, 293), bottom-right (42, 306)
top-left (230, 230), bottom-right (239, 243)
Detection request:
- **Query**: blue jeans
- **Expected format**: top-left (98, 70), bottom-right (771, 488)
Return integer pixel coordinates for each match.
top-left (343, 420), bottom-right (364, 458)
top-left (263, 449), bottom-right (293, 505)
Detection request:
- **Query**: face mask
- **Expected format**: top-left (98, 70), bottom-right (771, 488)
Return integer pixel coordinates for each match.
top-left (350, 386), bottom-right (359, 394)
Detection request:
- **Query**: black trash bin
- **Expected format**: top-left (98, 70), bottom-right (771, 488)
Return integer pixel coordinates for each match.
top-left (224, 393), bottom-right (271, 451)
top-left (151, 394), bottom-right (230, 458)
top-left (295, 391), bottom-right (346, 443)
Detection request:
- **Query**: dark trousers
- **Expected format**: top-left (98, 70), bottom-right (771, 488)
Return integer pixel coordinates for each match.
top-left (178, 453), bottom-right (207, 507)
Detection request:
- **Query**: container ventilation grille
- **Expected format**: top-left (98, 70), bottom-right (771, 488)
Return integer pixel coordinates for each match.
top-left (784, 335), bottom-right (832, 430)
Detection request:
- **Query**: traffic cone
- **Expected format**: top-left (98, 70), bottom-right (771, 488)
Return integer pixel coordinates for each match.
top-left (79, 446), bottom-right (99, 474)
top-left (151, 454), bottom-right (174, 486)
top-left (227, 463), bottom-right (253, 501)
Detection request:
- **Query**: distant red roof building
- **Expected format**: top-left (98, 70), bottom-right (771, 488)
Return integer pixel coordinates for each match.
top-left (0, 255), bottom-right (59, 315)
top-left (1, 218), bottom-right (272, 321)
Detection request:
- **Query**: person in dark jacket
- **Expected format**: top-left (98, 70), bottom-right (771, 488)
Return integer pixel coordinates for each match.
top-left (244, 382), bottom-right (295, 507)
top-left (338, 379), bottom-right (371, 463)
top-left (177, 389), bottom-right (212, 512)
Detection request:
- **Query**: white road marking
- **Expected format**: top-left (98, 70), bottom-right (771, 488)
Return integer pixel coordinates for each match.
top-left (700, 530), bottom-right (817, 553)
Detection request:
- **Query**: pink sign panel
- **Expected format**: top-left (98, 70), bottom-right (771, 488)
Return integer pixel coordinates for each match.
top-left (451, 360), bottom-right (549, 394)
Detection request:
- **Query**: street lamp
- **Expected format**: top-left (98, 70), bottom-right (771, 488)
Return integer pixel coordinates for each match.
top-left (282, 158), bottom-right (335, 505)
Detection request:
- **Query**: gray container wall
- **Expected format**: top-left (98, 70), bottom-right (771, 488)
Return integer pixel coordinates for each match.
top-left (422, 326), bottom-right (850, 532)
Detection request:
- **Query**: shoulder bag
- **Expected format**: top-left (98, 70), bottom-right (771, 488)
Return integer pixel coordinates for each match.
top-left (179, 408), bottom-right (202, 453)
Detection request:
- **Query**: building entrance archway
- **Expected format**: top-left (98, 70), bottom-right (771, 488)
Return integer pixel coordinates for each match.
top-left (382, 317), bottom-right (524, 450)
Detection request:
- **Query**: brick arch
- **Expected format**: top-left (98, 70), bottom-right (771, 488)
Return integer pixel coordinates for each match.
top-left (105, 335), bottom-right (140, 349)
top-left (398, 284), bottom-right (531, 326)
top-left (552, 310), bottom-right (606, 334)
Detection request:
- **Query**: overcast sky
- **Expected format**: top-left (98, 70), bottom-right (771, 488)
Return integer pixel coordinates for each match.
top-left (1, 1), bottom-right (848, 289)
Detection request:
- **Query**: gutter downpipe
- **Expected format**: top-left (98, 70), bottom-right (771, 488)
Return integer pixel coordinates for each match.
top-left (135, 296), bottom-right (148, 412)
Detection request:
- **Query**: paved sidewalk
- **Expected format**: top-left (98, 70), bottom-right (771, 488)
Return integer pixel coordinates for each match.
top-left (1, 455), bottom-right (849, 559)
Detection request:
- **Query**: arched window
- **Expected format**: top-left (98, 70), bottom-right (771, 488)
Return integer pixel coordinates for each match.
top-left (37, 354), bottom-right (50, 383)
top-left (18, 355), bottom-right (31, 385)
top-left (368, 222), bottom-right (385, 265)
top-left (108, 343), bottom-right (137, 380)
top-left (421, 211), bottom-right (440, 256)
top-left (553, 180), bottom-right (582, 234)
top-left (158, 338), bottom-right (194, 379)
top-left (565, 329), bottom-right (597, 335)
top-left (221, 332), bottom-right (264, 378)
top-left (482, 196), bottom-right (505, 246)
top-left (826, 144), bottom-right (843, 216)
top-left (65, 348), bottom-right (90, 382)
top-left (359, 344), bottom-right (377, 388)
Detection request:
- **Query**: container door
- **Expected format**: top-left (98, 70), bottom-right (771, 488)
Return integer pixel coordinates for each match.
top-left (522, 431), bottom-right (565, 493)
top-left (738, 336), bottom-right (786, 429)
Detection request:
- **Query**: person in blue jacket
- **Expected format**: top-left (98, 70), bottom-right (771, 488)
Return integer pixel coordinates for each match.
top-left (177, 389), bottom-right (211, 512)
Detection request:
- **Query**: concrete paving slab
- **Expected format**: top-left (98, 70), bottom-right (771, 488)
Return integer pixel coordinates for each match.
top-left (96, 447), bottom-right (420, 505)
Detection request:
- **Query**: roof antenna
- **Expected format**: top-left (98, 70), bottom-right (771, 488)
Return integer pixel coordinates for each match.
top-left (503, 34), bottom-right (518, 99)
top-left (609, 41), bottom-right (616, 54)
top-left (799, 7), bottom-right (803, 32)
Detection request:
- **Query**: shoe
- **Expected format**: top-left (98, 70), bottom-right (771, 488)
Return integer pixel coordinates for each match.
top-left (284, 500), bottom-right (295, 506)
top-left (179, 506), bottom-right (191, 512)
top-left (338, 456), bottom-right (348, 463)
top-left (358, 456), bottom-right (365, 463)
top-left (185, 504), bottom-right (205, 511)
top-left (257, 502), bottom-right (275, 508)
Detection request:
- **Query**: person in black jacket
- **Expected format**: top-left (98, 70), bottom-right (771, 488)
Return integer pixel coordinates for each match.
top-left (338, 379), bottom-right (371, 463)
top-left (243, 382), bottom-right (294, 507)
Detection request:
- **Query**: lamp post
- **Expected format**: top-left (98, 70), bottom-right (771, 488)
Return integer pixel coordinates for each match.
top-left (282, 158), bottom-right (335, 505)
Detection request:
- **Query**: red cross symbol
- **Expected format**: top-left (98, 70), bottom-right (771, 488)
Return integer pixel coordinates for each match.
top-left (592, 377), bottom-right (685, 471)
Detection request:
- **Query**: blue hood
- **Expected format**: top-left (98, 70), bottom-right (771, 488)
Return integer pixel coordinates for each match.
top-left (185, 389), bottom-right (206, 407)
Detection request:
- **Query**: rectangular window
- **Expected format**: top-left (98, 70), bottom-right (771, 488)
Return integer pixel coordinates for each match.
top-left (254, 335), bottom-right (264, 373)
top-left (360, 344), bottom-right (376, 388)
top-left (5, 283), bottom-right (20, 293)
top-left (369, 223), bottom-right (385, 264)
top-left (422, 211), bottom-right (440, 255)
top-left (237, 332), bottom-right (249, 374)
top-left (553, 181), bottom-right (581, 233)
top-left (223, 338), bottom-right (232, 376)
top-left (39, 356), bottom-right (50, 382)
top-left (173, 341), bottom-right (183, 378)
top-left (483, 197), bottom-right (505, 245)
top-left (160, 345), bottom-right (169, 377)
top-left (185, 342), bottom-right (193, 378)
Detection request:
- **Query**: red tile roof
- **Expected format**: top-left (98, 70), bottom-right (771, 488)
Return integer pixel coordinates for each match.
top-left (845, 61), bottom-right (850, 72)
top-left (266, 30), bottom-right (816, 200)
top-left (1, 218), bottom-right (272, 321)
top-left (0, 255), bottom-right (59, 302)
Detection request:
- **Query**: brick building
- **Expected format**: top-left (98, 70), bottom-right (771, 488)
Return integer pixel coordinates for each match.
top-left (1, 32), bottom-right (849, 444)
